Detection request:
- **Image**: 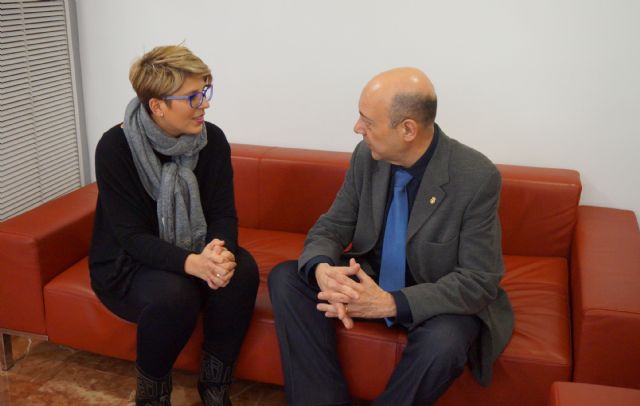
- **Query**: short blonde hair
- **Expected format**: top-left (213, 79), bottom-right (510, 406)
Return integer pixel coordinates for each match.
top-left (129, 45), bottom-right (212, 110)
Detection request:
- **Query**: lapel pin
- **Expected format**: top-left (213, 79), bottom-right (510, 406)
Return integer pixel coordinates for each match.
top-left (429, 196), bottom-right (437, 205)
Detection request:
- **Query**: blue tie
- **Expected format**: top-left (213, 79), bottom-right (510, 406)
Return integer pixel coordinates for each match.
top-left (379, 169), bottom-right (413, 320)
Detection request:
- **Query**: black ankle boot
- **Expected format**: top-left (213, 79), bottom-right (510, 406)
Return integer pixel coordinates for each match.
top-left (135, 366), bottom-right (172, 406)
top-left (197, 350), bottom-right (233, 406)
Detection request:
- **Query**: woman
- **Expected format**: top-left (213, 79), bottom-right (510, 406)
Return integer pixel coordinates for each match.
top-left (89, 45), bottom-right (259, 406)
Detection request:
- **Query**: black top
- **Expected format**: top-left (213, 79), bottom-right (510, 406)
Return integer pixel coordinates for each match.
top-left (89, 122), bottom-right (238, 298)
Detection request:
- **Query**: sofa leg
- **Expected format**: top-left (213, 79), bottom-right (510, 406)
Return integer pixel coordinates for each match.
top-left (1, 332), bottom-right (14, 371)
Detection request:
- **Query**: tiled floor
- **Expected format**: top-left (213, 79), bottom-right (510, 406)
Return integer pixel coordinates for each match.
top-left (0, 336), bottom-right (290, 405)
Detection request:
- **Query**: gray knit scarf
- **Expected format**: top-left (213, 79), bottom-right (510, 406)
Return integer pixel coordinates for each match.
top-left (123, 97), bottom-right (208, 252)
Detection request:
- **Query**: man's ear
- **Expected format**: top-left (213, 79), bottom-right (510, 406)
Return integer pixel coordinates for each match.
top-left (148, 98), bottom-right (165, 117)
top-left (401, 119), bottom-right (418, 142)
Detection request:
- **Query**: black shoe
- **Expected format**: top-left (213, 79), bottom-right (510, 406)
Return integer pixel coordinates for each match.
top-left (135, 366), bottom-right (172, 406)
top-left (197, 350), bottom-right (233, 406)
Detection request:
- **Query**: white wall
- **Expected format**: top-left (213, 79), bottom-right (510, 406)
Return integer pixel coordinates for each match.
top-left (75, 0), bottom-right (640, 219)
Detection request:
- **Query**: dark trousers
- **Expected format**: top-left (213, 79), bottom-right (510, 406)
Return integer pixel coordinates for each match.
top-left (99, 247), bottom-right (259, 379)
top-left (268, 260), bottom-right (481, 406)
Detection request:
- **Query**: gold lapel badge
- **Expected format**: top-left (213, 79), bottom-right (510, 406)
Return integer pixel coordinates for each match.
top-left (429, 196), bottom-right (437, 205)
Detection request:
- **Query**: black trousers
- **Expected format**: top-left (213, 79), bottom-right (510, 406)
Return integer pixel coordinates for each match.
top-left (98, 247), bottom-right (259, 379)
top-left (268, 260), bottom-right (481, 406)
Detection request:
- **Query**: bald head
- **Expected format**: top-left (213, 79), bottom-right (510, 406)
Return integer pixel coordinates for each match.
top-left (363, 67), bottom-right (437, 128)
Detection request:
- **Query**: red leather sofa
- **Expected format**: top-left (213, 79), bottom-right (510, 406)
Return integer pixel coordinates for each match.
top-left (1, 144), bottom-right (639, 405)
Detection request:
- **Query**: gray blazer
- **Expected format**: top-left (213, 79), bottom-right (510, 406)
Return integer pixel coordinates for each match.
top-left (299, 128), bottom-right (513, 385)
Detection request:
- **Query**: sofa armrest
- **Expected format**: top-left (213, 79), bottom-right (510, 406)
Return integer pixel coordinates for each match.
top-left (571, 205), bottom-right (640, 389)
top-left (0, 184), bottom-right (97, 335)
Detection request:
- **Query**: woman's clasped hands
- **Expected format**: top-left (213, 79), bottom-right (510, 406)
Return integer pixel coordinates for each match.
top-left (185, 239), bottom-right (236, 289)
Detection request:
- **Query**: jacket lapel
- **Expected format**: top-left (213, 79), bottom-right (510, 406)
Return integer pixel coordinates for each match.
top-left (407, 131), bottom-right (451, 241)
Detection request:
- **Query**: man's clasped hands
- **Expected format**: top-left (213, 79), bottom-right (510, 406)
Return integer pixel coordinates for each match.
top-left (315, 258), bottom-right (398, 329)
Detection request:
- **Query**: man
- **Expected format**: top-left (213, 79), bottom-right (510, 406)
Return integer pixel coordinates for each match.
top-left (268, 67), bottom-right (513, 405)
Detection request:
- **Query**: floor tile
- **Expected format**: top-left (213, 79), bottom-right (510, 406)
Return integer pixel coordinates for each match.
top-left (2, 337), bottom-right (290, 405)
top-left (2, 336), bottom-right (376, 405)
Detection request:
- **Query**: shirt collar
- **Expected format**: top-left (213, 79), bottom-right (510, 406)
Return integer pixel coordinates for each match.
top-left (393, 123), bottom-right (440, 179)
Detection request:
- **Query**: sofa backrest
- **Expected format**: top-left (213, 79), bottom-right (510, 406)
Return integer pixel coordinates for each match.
top-left (231, 143), bottom-right (351, 233)
top-left (231, 144), bottom-right (582, 259)
top-left (497, 164), bottom-right (581, 257)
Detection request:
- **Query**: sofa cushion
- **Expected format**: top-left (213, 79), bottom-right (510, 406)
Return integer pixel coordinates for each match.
top-left (43, 251), bottom-right (570, 404)
top-left (437, 255), bottom-right (571, 405)
top-left (238, 227), bottom-right (306, 282)
top-left (44, 258), bottom-right (141, 362)
top-left (41, 258), bottom-right (402, 397)
top-left (548, 382), bottom-right (640, 406)
top-left (39, 227), bottom-right (305, 377)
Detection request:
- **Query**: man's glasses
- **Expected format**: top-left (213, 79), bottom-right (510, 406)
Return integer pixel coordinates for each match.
top-left (163, 84), bottom-right (213, 109)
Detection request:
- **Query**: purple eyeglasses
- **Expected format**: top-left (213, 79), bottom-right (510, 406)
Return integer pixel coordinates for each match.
top-left (163, 84), bottom-right (212, 109)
